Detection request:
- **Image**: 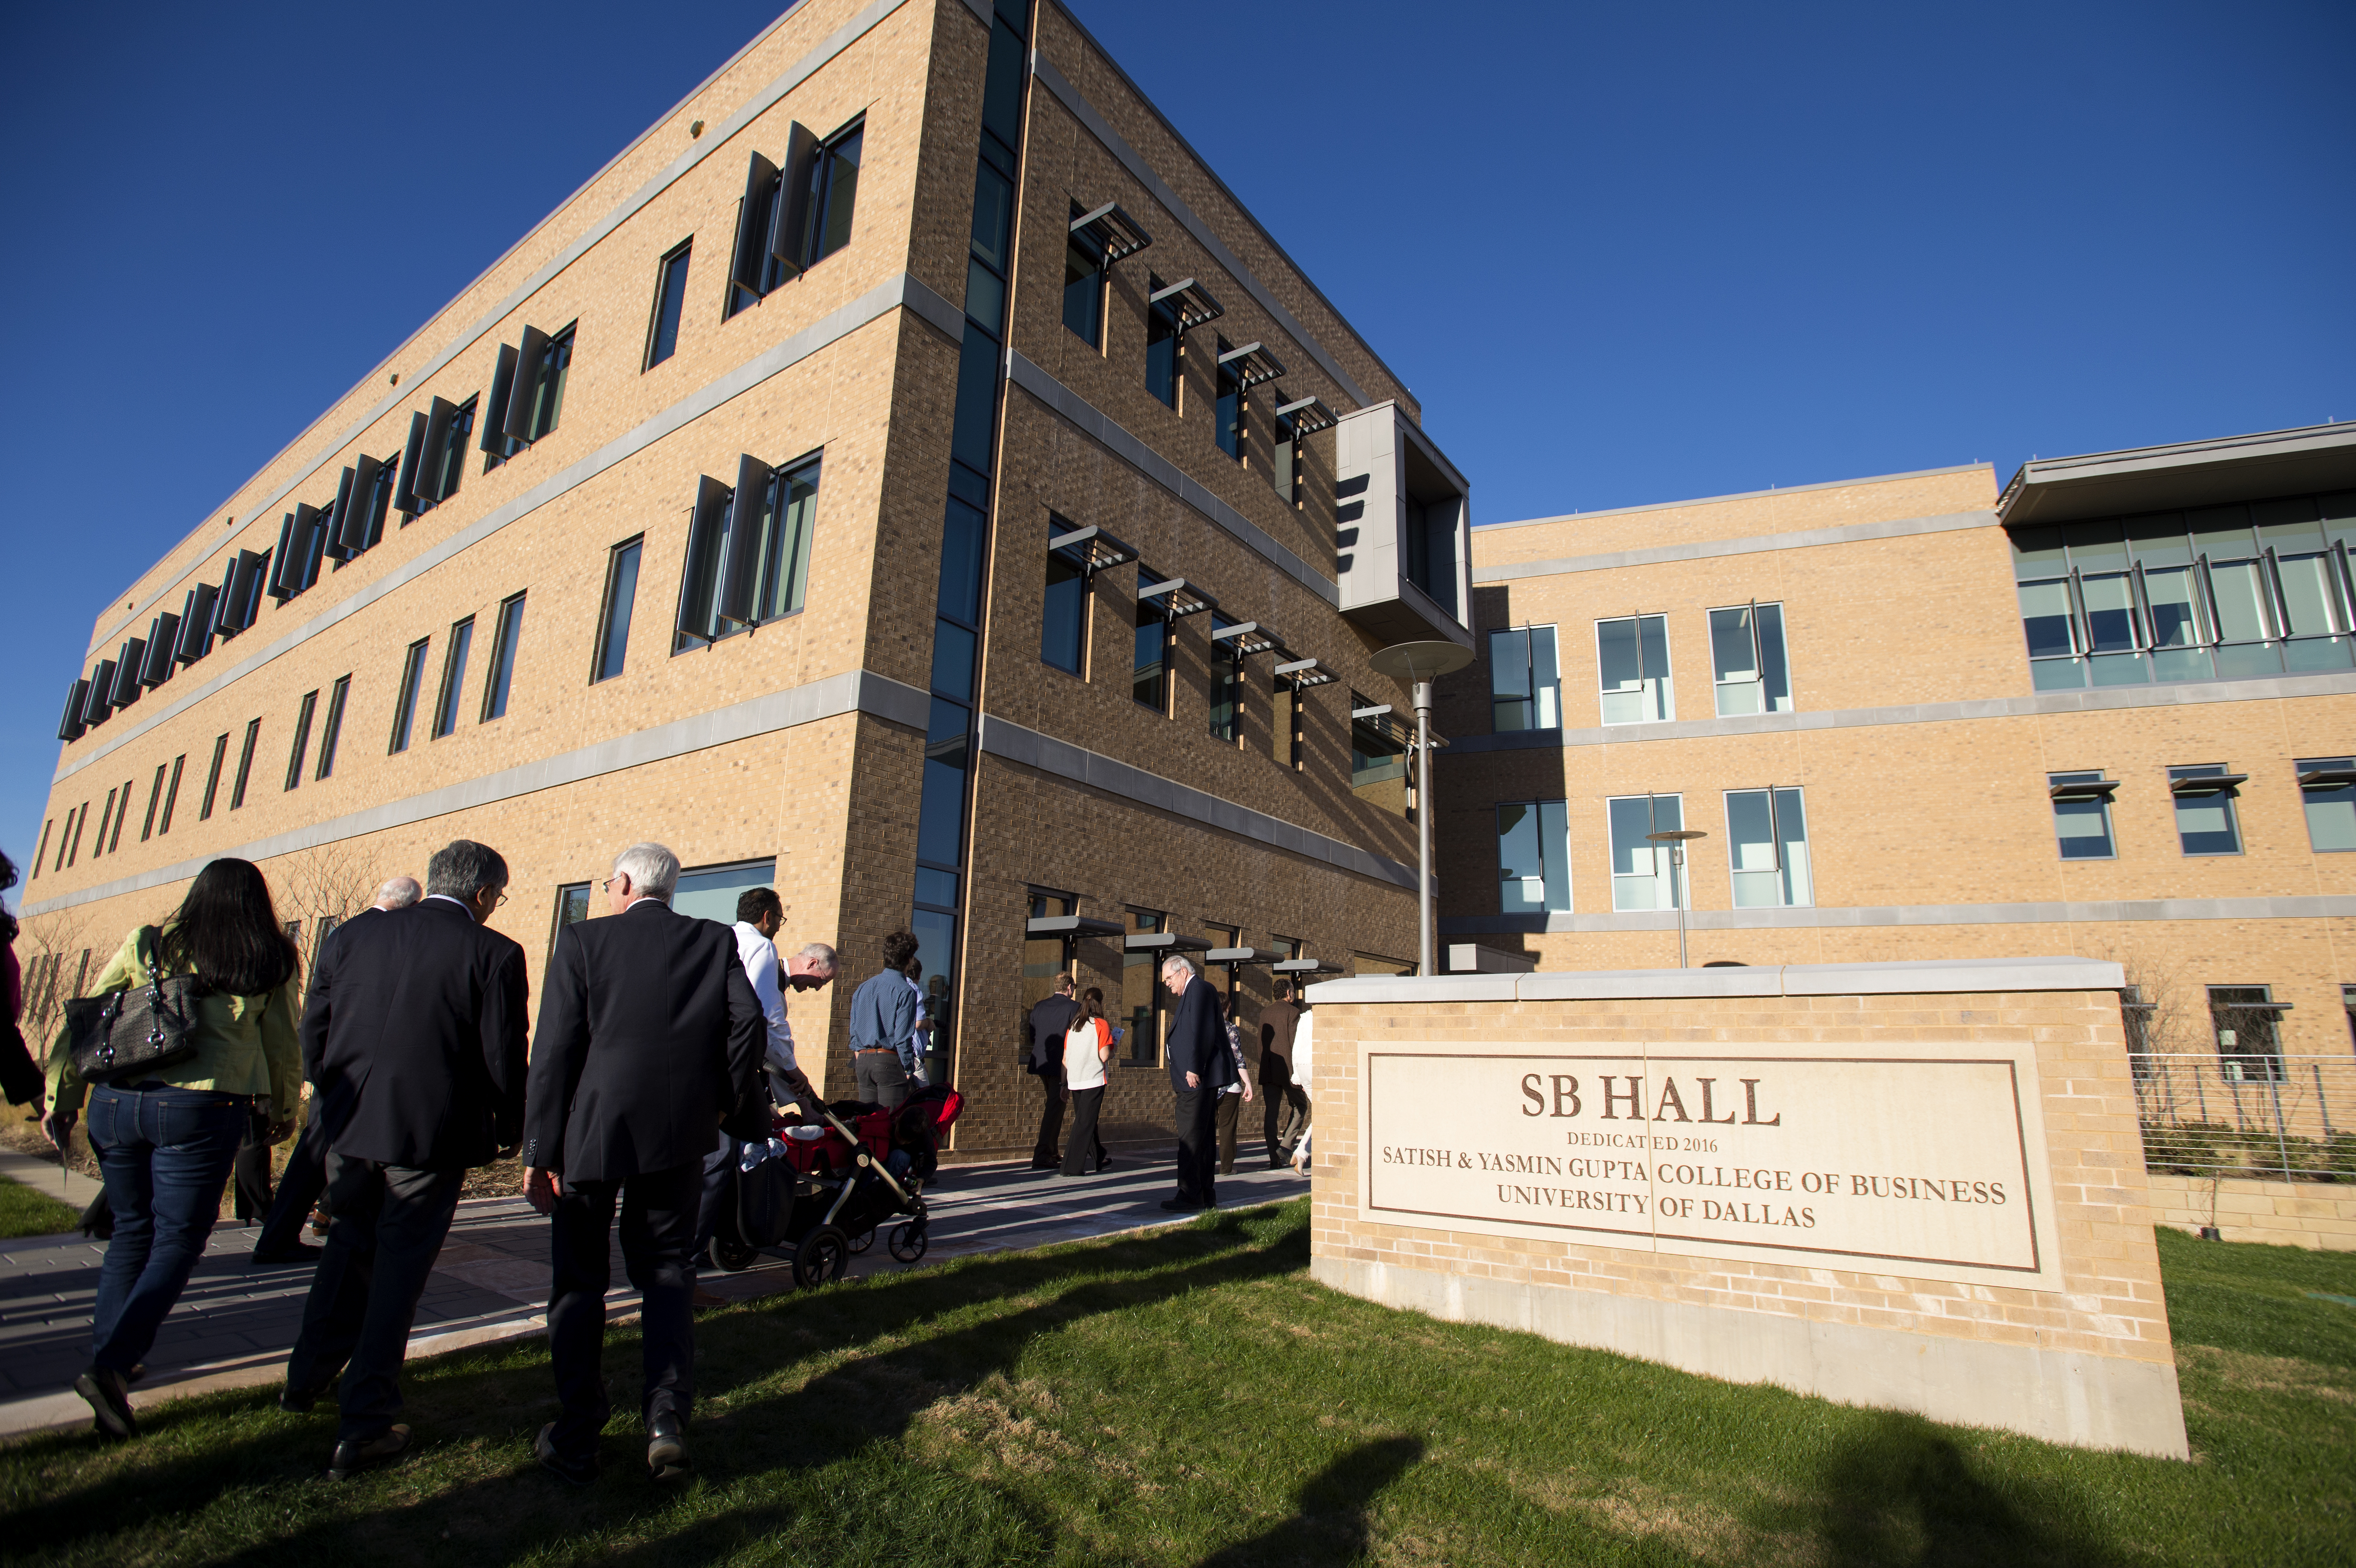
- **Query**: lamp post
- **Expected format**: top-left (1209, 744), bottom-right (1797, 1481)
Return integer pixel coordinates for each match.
top-left (1645, 828), bottom-right (1708, 968)
top-left (1369, 639), bottom-right (1475, 976)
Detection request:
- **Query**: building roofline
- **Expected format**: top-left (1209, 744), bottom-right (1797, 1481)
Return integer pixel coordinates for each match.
top-left (1996, 420), bottom-right (2356, 526)
top-left (1479, 462), bottom-right (1993, 534)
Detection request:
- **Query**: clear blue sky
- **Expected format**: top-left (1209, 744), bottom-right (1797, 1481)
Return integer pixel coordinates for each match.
top-left (2, 0), bottom-right (2350, 876)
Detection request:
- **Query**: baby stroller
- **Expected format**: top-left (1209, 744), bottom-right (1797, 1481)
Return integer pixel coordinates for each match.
top-left (709, 1096), bottom-right (943, 1288)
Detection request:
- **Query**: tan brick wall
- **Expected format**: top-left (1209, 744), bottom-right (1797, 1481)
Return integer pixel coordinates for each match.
top-left (2146, 1171), bottom-right (2356, 1250)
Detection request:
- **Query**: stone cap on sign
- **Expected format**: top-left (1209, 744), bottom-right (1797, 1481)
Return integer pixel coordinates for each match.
top-left (1303, 956), bottom-right (2126, 1005)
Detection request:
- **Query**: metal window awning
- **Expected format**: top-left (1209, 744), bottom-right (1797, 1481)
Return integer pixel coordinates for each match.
top-left (1124, 932), bottom-right (1211, 954)
top-left (1149, 276), bottom-right (1223, 332)
top-left (1026, 915), bottom-right (1127, 939)
top-left (1203, 946), bottom-right (1281, 966)
top-left (1070, 201), bottom-right (1153, 265)
top-left (2049, 778), bottom-right (2122, 799)
top-left (1211, 620), bottom-right (1284, 658)
top-left (1138, 577), bottom-right (1217, 617)
top-left (2298, 767), bottom-right (2356, 789)
top-left (1274, 392), bottom-right (1338, 434)
top-left (1352, 703), bottom-right (1394, 720)
top-left (1271, 958), bottom-right (1344, 976)
top-left (2170, 773), bottom-right (2249, 796)
top-left (1217, 341), bottom-right (1286, 388)
top-left (1275, 656), bottom-right (1336, 689)
top-left (1049, 524), bottom-right (1138, 575)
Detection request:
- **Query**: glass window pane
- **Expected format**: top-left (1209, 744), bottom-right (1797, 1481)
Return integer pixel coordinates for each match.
top-left (2010, 526), bottom-right (2066, 578)
top-left (1041, 525), bottom-right (1084, 675)
top-left (1497, 804), bottom-right (1544, 913)
top-left (939, 497), bottom-right (987, 626)
top-left (1133, 581), bottom-right (1168, 711)
top-left (2017, 579), bottom-right (2077, 658)
top-left (1726, 790), bottom-right (1777, 906)
top-left (1530, 627), bottom-right (1561, 727)
top-left (2277, 554), bottom-right (2346, 637)
top-left (597, 542), bottom-right (640, 683)
top-left (1608, 795), bottom-right (1681, 910)
top-left (2065, 520), bottom-right (2128, 572)
top-left (1598, 615), bottom-right (1669, 723)
top-left (649, 247), bottom-right (690, 368)
top-left (951, 322), bottom-right (1000, 473)
top-left (2142, 566), bottom-right (2203, 648)
top-left (933, 619), bottom-right (978, 699)
top-left (2253, 496), bottom-right (2323, 550)
top-left (2170, 768), bottom-right (2243, 855)
top-left (2323, 491), bottom-right (2356, 551)
top-left (1063, 240), bottom-right (1102, 345)
top-left (814, 127), bottom-right (861, 262)
top-left (2125, 512), bottom-right (2190, 566)
top-left (1773, 788), bottom-right (1811, 906)
top-left (2078, 573), bottom-right (2142, 652)
top-left (1755, 602), bottom-right (1791, 712)
top-left (1709, 606), bottom-right (1758, 716)
top-left (2206, 560), bottom-right (2273, 642)
top-left (2301, 760), bottom-right (2356, 852)
top-left (916, 699), bottom-right (970, 867)
top-left (1489, 629), bottom-right (1531, 731)
top-left (672, 859), bottom-right (779, 924)
top-left (1539, 801), bottom-right (1571, 912)
top-left (2190, 505), bottom-right (2254, 559)
top-left (2054, 796), bottom-right (2114, 858)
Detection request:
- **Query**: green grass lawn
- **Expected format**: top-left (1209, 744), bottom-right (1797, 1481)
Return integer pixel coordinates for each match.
top-left (0, 1203), bottom-right (2348, 1566)
top-left (0, 1172), bottom-right (81, 1239)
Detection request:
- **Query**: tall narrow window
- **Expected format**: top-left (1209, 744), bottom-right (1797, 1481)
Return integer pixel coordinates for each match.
top-left (424, 397), bottom-right (476, 504)
top-left (1123, 908), bottom-right (1166, 1064)
top-left (1272, 672), bottom-right (1305, 769)
top-left (1271, 404), bottom-right (1302, 503)
top-left (1708, 602), bottom-right (1793, 716)
top-left (2210, 986), bottom-right (2286, 1083)
top-left (284, 690), bottom-right (319, 790)
top-left (229, 718), bottom-right (261, 810)
top-left (199, 733), bottom-right (228, 819)
top-left (758, 458), bottom-right (820, 622)
top-left (1490, 625), bottom-right (1561, 731)
top-left (1145, 274), bottom-right (1179, 408)
top-left (644, 241), bottom-right (691, 369)
top-left (92, 790), bottom-right (117, 860)
top-left (674, 458), bottom-right (821, 650)
top-left (1208, 613), bottom-right (1241, 742)
top-left (1134, 570), bottom-right (1171, 713)
top-left (157, 755), bottom-right (184, 835)
top-left (806, 119), bottom-right (863, 266)
top-left (1496, 800), bottom-right (1572, 914)
top-left (2170, 764), bottom-right (2245, 855)
top-left (2049, 771), bottom-right (2118, 860)
top-left (2297, 756), bottom-right (2356, 852)
top-left (1213, 337), bottom-right (1241, 460)
top-left (1607, 794), bottom-right (1685, 910)
top-left (65, 803), bottom-right (88, 867)
top-left (594, 538), bottom-right (642, 683)
top-left (1724, 787), bottom-right (1811, 907)
top-left (140, 765), bottom-right (166, 841)
top-left (390, 638), bottom-right (428, 753)
top-left (482, 594), bottom-right (525, 720)
top-left (1064, 206), bottom-right (1104, 347)
top-left (1597, 614), bottom-right (1673, 723)
top-left (521, 327), bottom-right (573, 444)
top-left (1042, 520), bottom-right (1087, 675)
top-left (315, 676), bottom-right (349, 780)
top-left (108, 779), bottom-right (132, 853)
top-left (432, 619), bottom-right (474, 739)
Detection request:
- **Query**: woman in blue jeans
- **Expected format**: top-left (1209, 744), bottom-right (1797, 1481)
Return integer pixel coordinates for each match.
top-left (44, 859), bottom-right (300, 1441)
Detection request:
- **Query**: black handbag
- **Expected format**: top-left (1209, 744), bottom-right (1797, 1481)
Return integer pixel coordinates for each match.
top-left (65, 927), bottom-right (206, 1086)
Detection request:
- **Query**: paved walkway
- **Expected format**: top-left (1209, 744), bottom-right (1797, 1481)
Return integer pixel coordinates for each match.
top-left (0, 1143), bottom-right (1306, 1438)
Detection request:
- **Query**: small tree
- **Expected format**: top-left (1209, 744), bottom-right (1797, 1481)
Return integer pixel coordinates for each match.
top-left (267, 843), bottom-right (388, 986)
top-left (16, 906), bottom-right (98, 1063)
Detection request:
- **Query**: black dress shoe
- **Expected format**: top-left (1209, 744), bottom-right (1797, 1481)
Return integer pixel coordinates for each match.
top-left (1095, 1155), bottom-right (1113, 1172)
top-left (535, 1422), bottom-right (598, 1487)
top-left (1028, 1160), bottom-right (1059, 1171)
top-left (74, 1367), bottom-right (136, 1442)
top-left (328, 1423), bottom-right (411, 1480)
top-left (251, 1243), bottom-right (323, 1266)
top-left (1158, 1198), bottom-right (1205, 1213)
top-left (279, 1379), bottom-right (334, 1414)
top-left (646, 1414), bottom-right (690, 1481)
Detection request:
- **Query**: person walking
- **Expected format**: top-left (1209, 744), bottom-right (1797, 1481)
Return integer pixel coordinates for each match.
top-left (280, 842), bottom-right (527, 1479)
top-left (1289, 998), bottom-right (1316, 1175)
top-left (1212, 993), bottom-right (1255, 1177)
top-left (1157, 956), bottom-right (1235, 1213)
top-left (846, 931), bottom-right (922, 1111)
top-left (42, 859), bottom-right (302, 1442)
top-left (0, 852), bottom-right (44, 1116)
top-left (1258, 979), bottom-right (1306, 1168)
top-left (1058, 987), bottom-right (1113, 1176)
top-left (1026, 974), bottom-right (1080, 1170)
top-left (523, 843), bottom-right (763, 1485)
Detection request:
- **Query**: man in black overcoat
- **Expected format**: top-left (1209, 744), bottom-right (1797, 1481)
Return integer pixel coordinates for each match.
top-left (522, 842), bottom-right (763, 1485)
top-left (1158, 955), bottom-right (1237, 1212)
top-left (1027, 973), bottom-right (1080, 1169)
top-left (281, 846), bottom-right (526, 1480)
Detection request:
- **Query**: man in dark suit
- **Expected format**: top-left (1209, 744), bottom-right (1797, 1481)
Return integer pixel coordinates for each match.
top-left (523, 842), bottom-right (763, 1486)
top-left (280, 848), bottom-right (525, 1481)
top-left (1159, 955), bottom-right (1237, 1212)
top-left (1259, 979), bottom-right (1307, 1169)
top-left (1027, 974), bottom-right (1080, 1170)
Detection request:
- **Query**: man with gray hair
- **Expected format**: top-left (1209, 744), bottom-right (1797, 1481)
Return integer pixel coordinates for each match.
top-left (373, 875), bottom-right (422, 911)
top-left (1159, 954), bottom-right (1236, 1213)
top-left (524, 841), bottom-right (763, 1485)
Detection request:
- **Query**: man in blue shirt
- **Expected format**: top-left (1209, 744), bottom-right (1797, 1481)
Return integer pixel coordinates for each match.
top-left (847, 932), bottom-right (922, 1109)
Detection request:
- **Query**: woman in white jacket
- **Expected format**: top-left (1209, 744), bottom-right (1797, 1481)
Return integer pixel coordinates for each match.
top-left (1288, 1002), bottom-right (1314, 1174)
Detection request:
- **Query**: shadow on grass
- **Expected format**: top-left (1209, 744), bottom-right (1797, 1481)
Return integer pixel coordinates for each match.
top-left (1191, 1436), bottom-right (1424, 1567)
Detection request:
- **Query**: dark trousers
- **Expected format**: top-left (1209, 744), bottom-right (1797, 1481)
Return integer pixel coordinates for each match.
top-left (1031, 1062), bottom-right (1065, 1166)
top-left (1058, 1086), bottom-right (1105, 1176)
top-left (285, 1154), bottom-right (463, 1442)
top-left (546, 1162), bottom-right (698, 1457)
top-left (255, 1100), bottom-right (332, 1255)
top-left (231, 1109), bottom-right (274, 1221)
top-left (85, 1086), bottom-right (248, 1372)
top-left (1215, 1091), bottom-right (1243, 1175)
top-left (1173, 1088), bottom-right (1218, 1207)
top-left (853, 1051), bottom-right (909, 1110)
top-left (694, 1132), bottom-right (737, 1262)
top-left (1261, 1054), bottom-right (1308, 1162)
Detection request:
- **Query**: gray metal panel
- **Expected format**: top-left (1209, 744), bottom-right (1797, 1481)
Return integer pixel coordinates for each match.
top-left (1332, 401), bottom-right (1471, 647)
top-left (774, 123), bottom-right (819, 273)
top-left (503, 326), bottom-right (549, 442)
top-left (479, 345), bottom-right (519, 454)
top-left (1999, 421), bottom-right (2356, 526)
top-left (717, 453), bottom-right (773, 625)
top-left (394, 410), bottom-right (428, 515)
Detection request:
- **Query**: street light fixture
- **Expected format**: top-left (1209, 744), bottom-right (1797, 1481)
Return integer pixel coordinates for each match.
top-left (1645, 828), bottom-right (1708, 968)
top-left (1369, 639), bottom-right (1475, 976)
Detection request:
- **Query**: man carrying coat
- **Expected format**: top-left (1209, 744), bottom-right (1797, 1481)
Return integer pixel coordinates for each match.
top-left (1158, 955), bottom-right (1237, 1213)
top-left (281, 843), bottom-right (527, 1481)
top-left (523, 842), bottom-right (763, 1485)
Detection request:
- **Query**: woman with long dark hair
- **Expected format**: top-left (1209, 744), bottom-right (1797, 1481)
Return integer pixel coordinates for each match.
top-left (44, 858), bottom-right (301, 1441)
top-left (1058, 986), bottom-right (1114, 1177)
top-left (0, 851), bottom-right (44, 1111)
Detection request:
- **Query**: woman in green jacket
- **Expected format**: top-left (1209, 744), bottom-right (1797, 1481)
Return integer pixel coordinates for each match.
top-left (44, 859), bottom-right (301, 1441)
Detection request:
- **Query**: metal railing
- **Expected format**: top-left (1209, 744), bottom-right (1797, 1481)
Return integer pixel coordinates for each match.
top-left (2133, 1050), bottom-right (2356, 1185)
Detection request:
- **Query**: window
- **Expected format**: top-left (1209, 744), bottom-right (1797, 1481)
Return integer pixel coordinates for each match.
top-left (1271, 404), bottom-right (1298, 503)
top-left (1272, 671), bottom-right (1304, 769)
top-left (107, 779), bottom-right (131, 854)
top-left (2297, 756), bottom-right (2356, 852)
top-left (1213, 336), bottom-right (1241, 460)
top-left (672, 859), bottom-right (779, 923)
top-left (1064, 206), bottom-right (1104, 346)
top-left (2209, 986), bottom-right (2285, 1083)
top-left (518, 326), bottom-right (572, 445)
top-left (644, 241), bottom-right (691, 369)
top-left (199, 733), bottom-right (228, 820)
top-left (730, 119), bottom-right (863, 316)
top-left (390, 638), bottom-right (428, 753)
top-left (432, 618), bottom-right (474, 740)
top-left (157, 754), bottom-right (184, 835)
top-left (482, 593), bottom-right (525, 720)
top-left (284, 689), bottom-right (318, 790)
top-left (1490, 625), bottom-right (1561, 731)
top-left (229, 718), bottom-right (261, 810)
top-left (1607, 794), bottom-right (1685, 910)
top-left (1724, 787), bottom-right (1811, 906)
top-left (2170, 764), bottom-right (2244, 855)
top-left (1497, 801), bottom-right (1572, 914)
top-left (675, 456), bottom-right (821, 650)
top-left (91, 790), bottom-right (115, 860)
top-left (138, 764), bottom-right (165, 842)
top-left (806, 119), bottom-right (862, 267)
top-left (1351, 692), bottom-right (1408, 815)
top-left (421, 397), bottom-right (476, 505)
top-left (1134, 570), bottom-right (1172, 713)
top-left (1708, 603), bottom-right (1792, 716)
top-left (1145, 274), bottom-right (1180, 408)
top-left (316, 676), bottom-right (349, 780)
top-left (2049, 771), bottom-right (2118, 860)
top-left (2010, 496), bottom-right (2356, 691)
top-left (1123, 908), bottom-right (1165, 1064)
top-left (1209, 613), bottom-right (1241, 742)
top-left (593, 538), bottom-right (642, 683)
top-left (1597, 615), bottom-right (1673, 723)
top-left (552, 882), bottom-right (593, 957)
top-left (64, 803), bottom-right (87, 867)
top-left (1042, 519), bottom-right (1087, 675)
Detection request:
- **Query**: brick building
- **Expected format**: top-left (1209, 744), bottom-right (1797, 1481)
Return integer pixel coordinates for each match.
top-left (20, 0), bottom-right (1466, 1154)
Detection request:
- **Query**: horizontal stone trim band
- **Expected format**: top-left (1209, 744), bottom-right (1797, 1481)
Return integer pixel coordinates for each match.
top-left (1471, 507), bottom-right (1996, 585)
top-left (1440, 894), bottom-right (2356, 936)
top-left (1308, 955), bottom-right (2122, 1001)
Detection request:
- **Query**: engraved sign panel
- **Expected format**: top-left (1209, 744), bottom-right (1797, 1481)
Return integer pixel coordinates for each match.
top-left (1361, 1042), bottom-right (2062, 1289)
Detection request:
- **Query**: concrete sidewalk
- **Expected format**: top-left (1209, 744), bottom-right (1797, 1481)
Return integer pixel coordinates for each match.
top-left (0, 1144), bottom-right (1306, 1439)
